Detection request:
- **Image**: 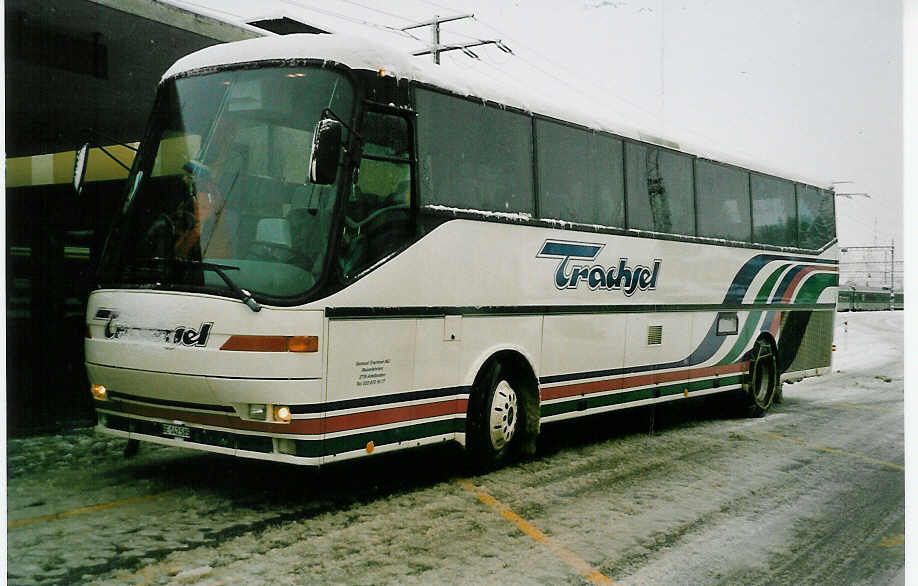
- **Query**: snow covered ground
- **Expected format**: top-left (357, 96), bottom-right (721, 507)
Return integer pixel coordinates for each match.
top-left (7, 310), bottom-right (903, 585)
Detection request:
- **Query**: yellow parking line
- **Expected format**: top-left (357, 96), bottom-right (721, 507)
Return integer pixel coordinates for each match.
top-left (833, 402), bottom-right (897, 413)
top-left (459, 479), bottom-right (612, 585)
top-left (764, 433), bottom-right (904, 471)
top-left (880, 535), bottom-right (904, 548)
top-left (8, 491), bottom-right (174, 530)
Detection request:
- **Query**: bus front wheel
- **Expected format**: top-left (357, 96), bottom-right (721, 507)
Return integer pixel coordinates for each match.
top-left (467, 360), bottom-right (524, 469)
top-left (746, 338), bottom-right (777, 417)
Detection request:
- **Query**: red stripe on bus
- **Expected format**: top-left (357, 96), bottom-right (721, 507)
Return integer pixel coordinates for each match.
top-left (102, 398), bottom-right (467, 435)
top-left (768, 311), bottom-right (782, 336)
top-left (324, 399), bottom-right (467, 433)
top-left (780, 266), bottom-right (824, 303)
top-left (540, 361), bottom-right (749, 402)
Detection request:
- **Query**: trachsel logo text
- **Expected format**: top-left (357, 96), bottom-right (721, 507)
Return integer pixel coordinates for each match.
top-left (536, 240), bottom-right (661, 296)
top-left (93, 308), bottom-right (213, 347)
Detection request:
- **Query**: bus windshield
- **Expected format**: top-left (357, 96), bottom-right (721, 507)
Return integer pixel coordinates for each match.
top-left (99, 66), bottom-right (354, 301)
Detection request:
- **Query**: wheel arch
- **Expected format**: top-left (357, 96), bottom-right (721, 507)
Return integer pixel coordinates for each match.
top-left (467, 347), bottom-right (541, 457)
top-left (745, 331), bottom-right (778, 380)
top-left (756, 331), bottom-right (778, 355)
top-left (463, 344), bottom-right (540, 389)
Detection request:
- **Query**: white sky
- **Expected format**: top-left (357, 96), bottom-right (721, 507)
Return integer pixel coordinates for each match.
top-left (173, 0), bottom-right (902, 249)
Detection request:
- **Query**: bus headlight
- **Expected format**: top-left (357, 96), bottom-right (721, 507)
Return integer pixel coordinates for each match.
top-left (273, 405), bottom-right (291, 423)
top-left (91, 384), bottom-right (107, 401)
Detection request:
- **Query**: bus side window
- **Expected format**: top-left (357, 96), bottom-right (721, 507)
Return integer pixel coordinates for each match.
top-left (355, 113), bottom-right (411, 208)
top-left (339, 111), bottom-right (413, 279)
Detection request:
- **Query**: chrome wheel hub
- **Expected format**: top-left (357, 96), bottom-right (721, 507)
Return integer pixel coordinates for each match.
top-left (489, 380), bottom-right (518, 451)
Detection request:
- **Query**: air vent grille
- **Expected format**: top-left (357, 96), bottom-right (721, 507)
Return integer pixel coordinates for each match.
top-left (647, 325), bottom-right (663, 345)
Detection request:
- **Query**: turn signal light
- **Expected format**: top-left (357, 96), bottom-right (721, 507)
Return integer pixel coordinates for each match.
top-left (91, 384), bottom-right (107, 401)
top-left (287, 336), bottom-right (318, 353)
top-left (220, 335), bottom-right (319, 353)
top-left (221, 335), bottom-right (287, 352)
top-left (274, 405), bottom-right (291, 423)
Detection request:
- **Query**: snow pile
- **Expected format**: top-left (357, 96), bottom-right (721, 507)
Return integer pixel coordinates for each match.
top-left (424, 204), bottom-right (533, 222)
top-left (831, 310), bottom-right (902, 373)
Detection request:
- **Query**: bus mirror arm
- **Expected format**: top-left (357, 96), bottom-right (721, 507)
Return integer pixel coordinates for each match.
top-left (309, 108), bottom-right (363, 185)
top-left (73, 128), bottom-right (138, 195)
top-left (320, 108), bottom-right (361, 143)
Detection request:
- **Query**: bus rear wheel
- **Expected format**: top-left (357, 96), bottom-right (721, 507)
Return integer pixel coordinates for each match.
top-left (467, 360), bottom-right (524, 469)
top-left (746, 338), bottom-right (777, 417)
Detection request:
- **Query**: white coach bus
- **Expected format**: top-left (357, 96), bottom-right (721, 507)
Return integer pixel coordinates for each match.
top-left (82, 34), bottom-right (838, 467)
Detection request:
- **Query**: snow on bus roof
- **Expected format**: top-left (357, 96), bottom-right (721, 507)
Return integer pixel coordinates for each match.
top-left (164, 34), bottom-right (831, 189)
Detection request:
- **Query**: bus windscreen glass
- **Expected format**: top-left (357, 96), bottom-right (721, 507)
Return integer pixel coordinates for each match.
top-left (99, 67), bottom-right (354, 300)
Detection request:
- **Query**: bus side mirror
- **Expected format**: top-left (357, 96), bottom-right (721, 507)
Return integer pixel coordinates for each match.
top-left (73, 143), bottom-right (90, 195)
top-left (308, 119), bottom-right (343, 185)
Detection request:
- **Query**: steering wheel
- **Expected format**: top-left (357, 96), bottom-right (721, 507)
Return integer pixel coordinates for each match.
top-left (143, 212), bottom-right (177, 257)
top-left (343, 203), bottom-right (410, 235)
top-left (246, 240), bottom-right (313, 268)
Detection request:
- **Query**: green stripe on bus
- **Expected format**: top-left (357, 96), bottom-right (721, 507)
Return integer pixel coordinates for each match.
top-left (540, 375), bottom-right (745, 418)
top-left (295, 418), bottom-right (466, 458)
top-left (755, 264), bottom-right (790, 303)
top-left (718, 264), bottom-right (788, 366)
top-left (718, 311), bottom-right (764, 366)
top-left (795, 273), bottom-right (839, 304)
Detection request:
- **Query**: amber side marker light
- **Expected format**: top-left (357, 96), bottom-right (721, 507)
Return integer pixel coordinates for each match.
top-left (91, 384), bottom-right (107, 401)
top-left (287, 336), bottom-right (319, 353)
top-left (220, 335), bottom-right (318, 353)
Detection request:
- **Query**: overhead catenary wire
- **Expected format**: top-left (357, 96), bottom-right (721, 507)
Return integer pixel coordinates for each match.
top-left (469, 14), bottom-right (664, 120)
top-left (422, 7), bottom-right (715, 140)
top-left (214, 0), bottom-right (622, 120)
top-left (397, 10), bottom-right (668, 130)
top-left (336, 0), bottom-right (418, 25)
top-left (182, 0), bottom-right (801, 169)
top-left (277, 0), bottom-right (422, 41)
top-left (412, 0), bottom-right (468, 16)
top-left (274, 0), bottom-right (663, 129)
top-left (467, 12), bottom-right (767, 161)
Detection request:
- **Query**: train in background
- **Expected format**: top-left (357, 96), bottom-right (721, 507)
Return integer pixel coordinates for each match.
top-left (836, 286), bottom-right (904, 311)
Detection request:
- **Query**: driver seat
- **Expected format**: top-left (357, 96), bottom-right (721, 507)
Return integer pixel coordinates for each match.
top-left (247, 218), bottom-right (298, 263)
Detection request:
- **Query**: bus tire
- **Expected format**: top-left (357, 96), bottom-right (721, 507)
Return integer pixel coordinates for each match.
top-left (746, 337), bottom-right (777, 417)
top-left (466, 359), bottom-right (525, 470)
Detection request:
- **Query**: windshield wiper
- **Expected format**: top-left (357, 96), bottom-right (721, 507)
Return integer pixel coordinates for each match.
top-left (154, 257), bottom-right (262, 312)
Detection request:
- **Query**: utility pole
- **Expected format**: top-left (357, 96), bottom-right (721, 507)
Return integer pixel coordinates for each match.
top-left (890, 239), bottom-right (895, 299)
top-left (401, 14), bottom-right (512, 64)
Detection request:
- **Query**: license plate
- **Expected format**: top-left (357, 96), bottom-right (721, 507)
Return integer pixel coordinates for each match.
top-left (162, 422), bottom-right (191, 439)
